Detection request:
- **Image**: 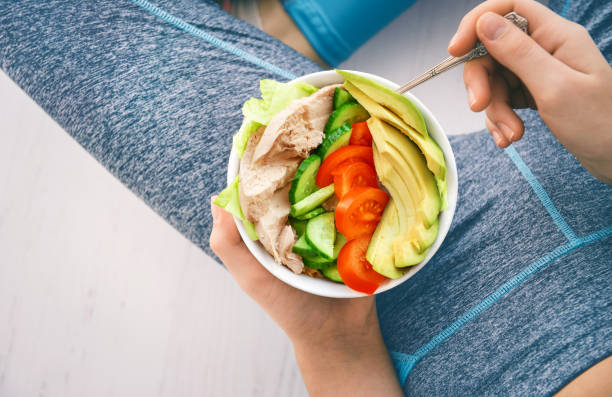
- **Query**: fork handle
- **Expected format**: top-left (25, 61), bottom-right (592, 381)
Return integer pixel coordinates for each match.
top-left (396, 12), bottom-right (528, 94)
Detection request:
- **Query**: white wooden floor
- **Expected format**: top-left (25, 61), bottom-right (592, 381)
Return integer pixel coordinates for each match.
top-left (0, 1), bottom-right (482, 396)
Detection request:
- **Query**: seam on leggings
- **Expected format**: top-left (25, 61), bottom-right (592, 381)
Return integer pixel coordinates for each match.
top-left (505, 145), bottom-right (578, 243)
top-left (389, 351), bottom-right (419, 384)
top-left (128, 0), bottom-right (298, 80)
top-left (390, 225), bottom-right (612, 386)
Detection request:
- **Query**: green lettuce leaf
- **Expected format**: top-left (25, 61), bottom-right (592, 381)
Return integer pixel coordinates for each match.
top-left (232, 80), bottom-right (318, 158)
top-left (233, 119), bottom-right (263, 158)
top-left (242, 219), bottom-right (258, 241)
top-left (214, 176), bottom-right (258, 240)
top-left (214, 176), bottom-right (243, 219)
top-left (242, 79), bottom-right (318, 125)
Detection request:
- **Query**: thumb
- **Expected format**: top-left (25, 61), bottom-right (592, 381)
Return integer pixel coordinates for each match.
top-left (476, 12), bottom-right (568, 94)
top-left (209, 196), bottom-right (246, 263)
top-left (209, 197), bottom-right (287, 302)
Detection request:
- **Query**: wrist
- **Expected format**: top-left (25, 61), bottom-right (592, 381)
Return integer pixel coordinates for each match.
top-left (292, 321), bottom-right (387, 366)
top-left (291, 310), bottom-right (403, 396)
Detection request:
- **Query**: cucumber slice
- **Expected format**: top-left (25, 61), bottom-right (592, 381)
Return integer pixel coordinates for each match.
top-left (289, 218), bottom-right (307, 236)
top-left (317, 123), bottom-right (352, 159)
top-left (289, 154), bottom-right (322, 204)
top-left (324, 102), bottom-right (369, 134)
top-left (290, 184), bottom-right (335, 218)
top-left (332, 232), bottom-right (347, 260)
top-left (302, 253), bottom-right (334, 270)
top-left (321, 264), bottom-right (343, 283)
top-left (292, 234), bottom-right (318, 257)
top-left (305, 212), bottom-right (336, 260)
top-left (333, 87), bottom-right (355, 109)
top-left (295, 207), bottom-right (326, 221)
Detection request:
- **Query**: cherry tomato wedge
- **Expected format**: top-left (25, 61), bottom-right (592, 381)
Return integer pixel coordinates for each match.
top-left (316, 145), bottom-right (374, 188)
top-left (335, 186), bottom-right (389, 240)
top-left (332, 161), bottom-right (379, 199)
top-left (349, 121), bottom-right (373, 146)
top-left (337, 235), bottom-right (387, 294)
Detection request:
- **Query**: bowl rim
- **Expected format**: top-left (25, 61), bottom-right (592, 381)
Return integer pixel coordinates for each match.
top-left (226, 69), bottom-right (458, 298)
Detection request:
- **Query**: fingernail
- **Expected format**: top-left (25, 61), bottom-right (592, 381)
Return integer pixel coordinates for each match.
top-left (467, 86), bottom-right (476, 108)
top-left (480, 13), bottom-right (507, 41)
top-left (490, 129), bottom-right (501, 145)
top-left (490, 128), bottom-right (506, 147)
top-left (496, 122), bottom-right (515, 141)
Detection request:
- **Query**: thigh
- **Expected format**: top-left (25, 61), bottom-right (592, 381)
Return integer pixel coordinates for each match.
top-left (0, 0), bottom-right (320, 258)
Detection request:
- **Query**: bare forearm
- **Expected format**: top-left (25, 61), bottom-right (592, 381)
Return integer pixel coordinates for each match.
top-left (581, 157), bottom-right (612, 186)
top-left (293, 325), bottom-right (403, 397)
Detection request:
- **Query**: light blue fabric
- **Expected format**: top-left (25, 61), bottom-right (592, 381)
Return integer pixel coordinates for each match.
top-left (0, 1), bottom-right (610, 395)
top-left (282, 0), bottom-right (417, 66)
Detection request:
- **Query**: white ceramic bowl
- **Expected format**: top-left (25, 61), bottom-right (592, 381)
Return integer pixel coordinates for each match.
top-left (227, 70), bottom-right (458, 298)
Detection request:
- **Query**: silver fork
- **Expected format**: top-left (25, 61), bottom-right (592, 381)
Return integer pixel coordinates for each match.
top-left (396, 12), bottom-right (529, 94)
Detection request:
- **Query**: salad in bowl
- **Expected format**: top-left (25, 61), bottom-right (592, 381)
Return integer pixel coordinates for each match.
top-left (216, 70), bottom-right (457, 297)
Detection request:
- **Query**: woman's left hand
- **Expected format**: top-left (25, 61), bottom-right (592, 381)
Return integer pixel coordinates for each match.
top-left (209, 198), bottom-right (403, 396)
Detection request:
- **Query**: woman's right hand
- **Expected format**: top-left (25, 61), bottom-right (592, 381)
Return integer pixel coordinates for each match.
top-left (449, 0), bottom-right (612, 184)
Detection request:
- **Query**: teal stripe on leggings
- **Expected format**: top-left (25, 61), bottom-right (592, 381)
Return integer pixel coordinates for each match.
top-left (505, 145), bottom-right (578, 243)
top-left (390, 225), bottom-right (611, 386)
top-left (128, 0), bottom-right (298, 81)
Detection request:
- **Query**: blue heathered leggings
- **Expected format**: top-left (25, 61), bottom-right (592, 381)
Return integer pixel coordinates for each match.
top-left (1, 1), bottom-right (610, 395)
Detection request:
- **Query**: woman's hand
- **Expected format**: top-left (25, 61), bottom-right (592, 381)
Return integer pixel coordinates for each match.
top-left (209, 198), bottom-right (403, 396)
top-left (449, 0), bottom-right (612, 184)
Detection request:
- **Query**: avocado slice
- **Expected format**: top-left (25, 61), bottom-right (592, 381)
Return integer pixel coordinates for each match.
top-left (409, 219), bottom-right (439, 253)
top-left (372, 143), bottom-right (417, 235)
top-left (337, 69), bottom-right (428, 137)
top-left (393, 239), bottom-right (430, 268)
top-left (373, 144), bottom-right (425, 268)
top-left (368, 118), bottom-right (441, 228)
top-left (388, 144), bottom-right (440, 227)
top-left (436, 177), bottom-right (448, 211)
top-left (366, 199), bottom-right (406, 279)
top-left (342, 81), bottom-right (447, 204)
top-left (371, 123), bottom-right (441, 268)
